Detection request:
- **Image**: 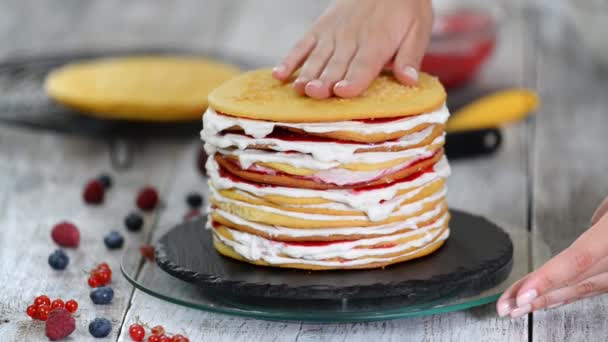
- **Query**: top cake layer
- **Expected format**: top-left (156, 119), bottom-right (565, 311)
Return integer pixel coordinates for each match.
top-left (208, 69), bottom-right (446, 123)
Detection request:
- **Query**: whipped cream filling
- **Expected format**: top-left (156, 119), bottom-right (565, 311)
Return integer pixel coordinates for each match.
top-left (206, 136), bottom-right (443, 171)
top-left (214, 226), bottom-right (449, 267)
top-left (210, 206), bottom-right (448, 238)
top-left (202, 104), bottom-right (450, 138)
top-left (207, 156), bottom-right (450, 220)
top-left (201, 125), bottom-right (438, 164)
top-left (210, 184), bottom-right (446, 222)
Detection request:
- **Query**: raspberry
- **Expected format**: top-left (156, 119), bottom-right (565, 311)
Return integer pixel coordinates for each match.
top-left (136, 187), bottom-right (159, 211)
top-left (45, 308), bottom-right (75, 341)
top-left (83, 179), bottom-right (105, 205)
top-left (51, 222), bottom-right (80, 248)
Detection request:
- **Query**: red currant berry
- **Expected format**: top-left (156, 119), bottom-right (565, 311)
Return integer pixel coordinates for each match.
top-left (98, 262), bottom-right (110, 270)
top-left (129, 324), bottom-right (146, 341)
top-left (65, 299), bottom-right (78, 313)
top-left (88, 276), bottom-right (100, 288)
top-left (151, 325), bottom-right (165, 336)
top-left (34, 295), bottom-right (51, 307)
top-left (159, 335), bottom-right (171, 342)
top-left (171, 334), bottom-right (189, 342)
top-left (26, 305), bottom-right (37, 319)
top-left (37, 304), bottom-right (51, 321)
top-left (97, 269), bottom-right (112, 284)
top-left (51, 299), bottom-right (65, 310)
top-left (148, 336), bottom-right (160, 342)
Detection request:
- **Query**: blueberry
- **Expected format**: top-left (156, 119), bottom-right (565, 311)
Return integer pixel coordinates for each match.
top-left (103, 231), bottom-right (124, 249)
top-left (90, 286), bottom-right (114, 305)
top-left (124, 212), bottom-right (143, 232)
top-left (48, 249), bottom-right (69, 270)
top-left (97, 174), bottom-right (112, 189)
top-left (186, 192), bottom-right (203, 209)
top-left (89, 317), bottom-right (112, 338)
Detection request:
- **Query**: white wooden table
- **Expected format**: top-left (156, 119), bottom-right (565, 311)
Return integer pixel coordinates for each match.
top-left (1, 1), bottom-right (607, 341)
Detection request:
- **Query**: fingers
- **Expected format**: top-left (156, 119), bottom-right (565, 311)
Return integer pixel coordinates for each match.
top-left (333, 43), bottom-right (392, 98)
top-left (393, 17), bottom-right (432, 86)
top-left (293, 37), bottom-right (334, 95)
top-left (497, 216), bottom-right (608, 318)
top-left (519, 272), bottom-right (608, 316)
top-left (591, 196), bottom-right (608, 225)
top-left (273, 35), bottom-right (316, 81)
top-left (304, 39), bottom-right (357, 99)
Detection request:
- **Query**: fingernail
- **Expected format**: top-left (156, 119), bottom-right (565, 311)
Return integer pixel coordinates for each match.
top-left (293, 77), bottom-right (308, 87)
top-left (510, 304), bottom-right (532, 318)
top-left (497, 299), bottom-right (516, 317)
top-left (404, 66), bottom-right (418, 82)
top-left (547, 302), bottom-right (564, 309)
top-left (273, 64), bottom-right (286, 75)
top-left (334, 80), bottom-right (349, 89)
top-left (307, 79), bottom-right (323, 89)
top-left (516, 289), bottom-right (538, 307)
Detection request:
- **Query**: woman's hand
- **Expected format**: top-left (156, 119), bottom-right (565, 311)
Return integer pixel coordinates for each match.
top-left (497, 196), bottom-right (608, 318)
top-left (272, 0), bottom-right (433, 99)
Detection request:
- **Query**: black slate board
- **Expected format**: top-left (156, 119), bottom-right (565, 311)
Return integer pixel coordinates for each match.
top-left (155, 210), bottom-right (513, 301)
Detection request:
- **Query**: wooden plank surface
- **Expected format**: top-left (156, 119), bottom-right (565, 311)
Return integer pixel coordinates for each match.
top-left (531, 34), bottom-right (608, 341)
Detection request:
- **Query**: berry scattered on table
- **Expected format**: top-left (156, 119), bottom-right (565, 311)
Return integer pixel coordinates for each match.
top-left (51, 299), bottom-right (65, 310)
top-left (125, 212), bottom-right (144, 232)
top-left (97, 173), bottom-right (113, 189)
top-left (171, 334), bottom-right (189, 342)
top-left (197, 147), bottom-right (208, 176)
top-left (64, 299), bottom-right (78, 313)
top-left (34, 295), bottom-right (51, 307)
top-left (186, 192), bottom-right (203, 209)
top-left (139, 245), bottom-right (155, 262)
top-left (37, 304), bottom-right (51, 321)
top-left (136, 187), bottom-right (159, 211)
top-left (90, 286), bottom-right (114, 305)
top-left (104, 231), bottom-right (124, 249)
top-left (129, 323), bottom-right (146, 341)
top-left (87, 262), bottom-right (112, 287)
top-left (83, 179), bottom-right (105, 205)
top-left (151, 325), bottom-right (165, 336)
top-left (26, 305), bottom-right (37, 319)
top-left (159, 336), bottom-right (171, 342)
top-left (148, 336), bottom-right (160, 342)
top-left (89, 317), bottom-right (112, 338)
top-left (48, 249), bottom-right (69, 270)
top-left (45, 308), bottom-right (75, 341)
top-left (51, 221), bottom-right (80, 248)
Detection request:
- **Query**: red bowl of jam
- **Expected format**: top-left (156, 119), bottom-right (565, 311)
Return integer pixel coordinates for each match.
top-left (421, 9), bottom-right (497, 89)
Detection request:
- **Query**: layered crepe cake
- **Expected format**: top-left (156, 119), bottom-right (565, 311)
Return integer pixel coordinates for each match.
top-left (201, 69), bottom-right (451, 270)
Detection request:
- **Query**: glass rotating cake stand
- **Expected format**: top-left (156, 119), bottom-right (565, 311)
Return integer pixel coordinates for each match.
top-left (121, 217), bottom-right (550, 323)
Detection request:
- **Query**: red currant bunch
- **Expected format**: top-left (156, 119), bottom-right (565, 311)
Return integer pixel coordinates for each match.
top-left (26, 295), bottom-right (77, 321)
top-left (88, 262), bottom-right (112, 288)
top-left (128, 320), bottom-right (189, 342)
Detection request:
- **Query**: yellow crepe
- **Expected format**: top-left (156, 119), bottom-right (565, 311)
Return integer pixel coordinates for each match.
top-left (45, 56), bottom-right (239, 121)
top-left (208, 68), bottom-right (446, 122)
